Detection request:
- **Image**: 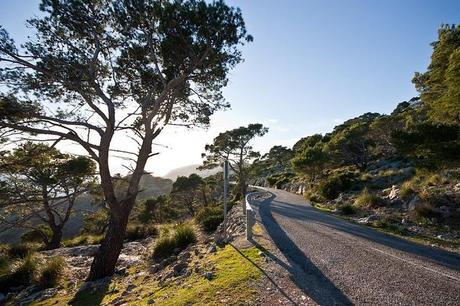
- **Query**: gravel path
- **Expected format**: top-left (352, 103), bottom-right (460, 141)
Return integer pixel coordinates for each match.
top-left (249, 188), bottom-right (460, 305)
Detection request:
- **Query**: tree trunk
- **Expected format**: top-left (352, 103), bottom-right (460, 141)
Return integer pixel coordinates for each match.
top-left (45, 227), bottom-right (62, 250)
top-left (87, 208), bottom-right (130, 281)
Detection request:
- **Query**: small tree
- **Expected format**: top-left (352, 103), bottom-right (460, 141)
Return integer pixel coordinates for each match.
top-left (201, 123), bottom-right (268, 199)
top-left (0, 0), bottom-right (250, 279)
top-left (0, 142), bottom-right (95, 249)
top-left (171, 174), bottom-right (204, 216)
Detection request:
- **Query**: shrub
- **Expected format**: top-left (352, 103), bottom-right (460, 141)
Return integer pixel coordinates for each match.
top-left (0, 254), bottom-right (38, 292)
top-left (8, 244), bottom-right (33, 259)
top-left (339, 204), bottom-right (356, 215)
top-left (318, 172), bottom-right (354, 200)
top-left (21, 226), bottom-right (52, 244)
top-left (152, 223), bottom-right (196, 260)
top-left (400, 181), bottom-right (416, 200)
top-left (152, 236), bottom-right (176, 260)
top-left (63, 234), bottom-right (104, 247)
top-left (37, 257), bottom-right (66, 289)
top-left (412, 203), bottom-right (441, 221)
top-left (125, 224), bottom-right (158, 241)
top-left (174, 223), bottom-right (197, 249)
top-left (195, 207), bottom-right (224, 233)
top-left (355, 188), bottom-right (386, 208)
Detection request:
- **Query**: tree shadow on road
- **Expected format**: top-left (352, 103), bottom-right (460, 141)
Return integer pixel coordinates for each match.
top-left (251, 194), bottom-right (354, 306)
top-left (264, 196), bottom-right (460, 272)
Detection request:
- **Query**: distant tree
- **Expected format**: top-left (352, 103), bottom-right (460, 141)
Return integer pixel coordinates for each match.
top-left (263, 145), bottom-right (293, 167)
top-left (328, 113), bottom-right (381, 171)
top-left (391, 123), bottom-right (460, 169)
top-left (413, 24), bottom-right (460, 124)
top-left (292, 134), bottom-right (324, 152)
top-left (291, 146), bottom-right (328, 179)
top-left (171, 174), bottom-right (204, 216)
top-left (201, 124), bottom-right (268, 199)
top-left (0, 0), bottom-right (250, 279)
top-left (0, 142), bottom-right (96, 249)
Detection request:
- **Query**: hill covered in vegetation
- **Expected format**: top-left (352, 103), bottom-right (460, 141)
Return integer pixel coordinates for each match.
top-left (250, 24), bottom-right (460, 249)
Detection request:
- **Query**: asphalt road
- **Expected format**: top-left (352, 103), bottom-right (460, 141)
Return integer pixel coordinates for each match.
top-left (249, 187), bottom-right (460, 306)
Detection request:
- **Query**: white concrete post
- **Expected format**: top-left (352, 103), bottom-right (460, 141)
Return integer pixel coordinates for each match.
top-left (223, 159), bottom-right (229, 240)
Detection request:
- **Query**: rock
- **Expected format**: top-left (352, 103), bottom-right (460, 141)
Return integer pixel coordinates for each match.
top-left (401, 218), bottom-right (409, 225)
top-left (173, 262), bottom-right (188, 276)
top-left (358, 214), bottom-right (380, 224)
top-left (388, 185), bottom-right (400, 200)
top-left (204, 271), bottom-right (214, 280)
top-left (207, 245), bottom-right (217, 254)
top-left (178, 251), bottom-right (191, 261)
top-left (150, 263), bottom-right (161, 273)
top-left (258, 251), bottom-right (266, 257)
top-left (126, 284), bottom-right (137, 292)
top-left (408, 196), bottom-right (423, 211)
top-left (454, 183), bottom-right (460, 192)
top-left (147, 299), bottom-right (155, 304)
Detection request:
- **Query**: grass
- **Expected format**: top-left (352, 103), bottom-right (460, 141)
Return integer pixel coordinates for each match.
top-left (354, 188), bottom-right (385, 208)
top-left (150, 245), bottom-right (262, 305)
top-left (31, 245), bottom-right (263, 305)
top-left (37, 257), bottom-right (66, 289)
top-left (63, 234), bottom-right (104, 247)
top-left (152, 223), bottom-right (196, 260)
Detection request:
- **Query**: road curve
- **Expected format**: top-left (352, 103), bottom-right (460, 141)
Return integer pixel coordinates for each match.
top-left (249, 187), bottom-right (460, 306)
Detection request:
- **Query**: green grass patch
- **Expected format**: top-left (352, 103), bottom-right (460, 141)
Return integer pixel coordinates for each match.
top-left (150, 245), bottom-right (262, 305)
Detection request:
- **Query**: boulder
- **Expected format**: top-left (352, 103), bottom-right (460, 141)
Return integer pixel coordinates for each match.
top-left (388, 185), bottom-right (400, 200)
top-left (358, 214), bottom-right (380, 224)
top-left (408, 196), bottom-right (423, 211)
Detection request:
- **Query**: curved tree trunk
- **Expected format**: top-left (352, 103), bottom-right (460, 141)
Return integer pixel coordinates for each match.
top-left (45, 227), bottom-right (63, 250)
top-left (87, 208), bottom-right (130, 281)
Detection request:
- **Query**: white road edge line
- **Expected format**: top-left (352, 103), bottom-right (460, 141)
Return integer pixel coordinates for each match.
top-left (370, 247), bottom-right (460, 282)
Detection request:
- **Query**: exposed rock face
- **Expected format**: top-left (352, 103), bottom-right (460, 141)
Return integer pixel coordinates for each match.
top-left (358, 214), bottom-right (381, 224)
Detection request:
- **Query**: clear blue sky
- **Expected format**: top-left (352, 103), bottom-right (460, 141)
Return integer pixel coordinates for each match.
top-left (1, 1), bottom-right (459, 175)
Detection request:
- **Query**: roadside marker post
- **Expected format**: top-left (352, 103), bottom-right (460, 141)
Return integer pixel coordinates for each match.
top-left (223, 159), bottom-right (229, 241)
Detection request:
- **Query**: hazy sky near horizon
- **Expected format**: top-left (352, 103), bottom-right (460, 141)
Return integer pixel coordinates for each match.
top-left (1, 0), bottom-right (460, 176)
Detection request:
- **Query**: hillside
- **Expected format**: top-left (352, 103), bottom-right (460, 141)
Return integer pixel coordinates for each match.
top-left (0, 175), bottom-right (172, 244)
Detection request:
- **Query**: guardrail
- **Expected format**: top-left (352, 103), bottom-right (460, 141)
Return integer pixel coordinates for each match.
top-left (245, 192), bottom-right (258, 241)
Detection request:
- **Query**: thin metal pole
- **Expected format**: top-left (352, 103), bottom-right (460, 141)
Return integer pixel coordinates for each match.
top-left (223, 159), bottom-right (229, 241)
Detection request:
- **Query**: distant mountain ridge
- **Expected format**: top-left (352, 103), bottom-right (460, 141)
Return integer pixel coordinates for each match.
top-left (163, 164), bottom-right (221, 180)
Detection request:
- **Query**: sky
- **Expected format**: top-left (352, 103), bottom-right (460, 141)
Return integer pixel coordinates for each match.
top-left (1, 0), bottom-right (460, 177)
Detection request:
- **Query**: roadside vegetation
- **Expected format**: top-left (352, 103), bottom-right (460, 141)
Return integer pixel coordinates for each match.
top-left (250, 24), bottom-right (460, 251)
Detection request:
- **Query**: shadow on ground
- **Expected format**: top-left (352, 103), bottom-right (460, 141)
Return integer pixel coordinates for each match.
top-left (250, 193), bottom-right (354, 306)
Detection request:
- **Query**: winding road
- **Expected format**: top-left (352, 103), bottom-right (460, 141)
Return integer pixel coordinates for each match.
top-left (248, 187), bottom-right (460, 305)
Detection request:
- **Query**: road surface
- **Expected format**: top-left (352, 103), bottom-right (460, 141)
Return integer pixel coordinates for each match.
top-left (249, 187), bottom-right (460, 305)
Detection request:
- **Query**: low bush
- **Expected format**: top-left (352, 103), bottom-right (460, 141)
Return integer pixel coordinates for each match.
top-left (318, 172), bottom-right (354, 200)
top-left (21, 226), bottom-right (52, 244)
top-left (0, 254), bottom-right (38, 292)
top-left (339, 204), bottom-right (356, 215)
top-left (152, 223), bottom-right (196, 260)
top-left (37, 257), bottom-right (66, 289)
top-left (400, 181), bottom-right (416, 200)
top-left (355, 188), bottom-right (386, 208)
top-left (8, 244), bottom-right (33, 259)
top-left (174, 223), bottom-right (197, 249)
top-left (63, 234), bottom-right (104, 247)
top-left (195, 207), bottom-right (224, 233)
top-left (125, 224), bottom-right (158, 241)
top-left (412, 203), bottom-right (441, 221)
top-left (152, 236), bottom-right (176, 260)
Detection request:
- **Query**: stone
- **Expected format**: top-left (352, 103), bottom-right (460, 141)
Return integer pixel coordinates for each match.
top-left (388, 185), bottom-right (400, 200)
top-left (454, 183), bottom-right (460, 192)
top-left (147, 299), bottom-right (155, 304)
top-left (173, 262), bottom-right (188, 276)
top-left (204, 271), bottom-right (214, 280)
top-left (126, 284), bottom-right (137, 292)
top-left (357, 214), bottom-right (380, 224)
top-left (207, 245), bottom-right (217, 254)
top-left (408, 196), bottom-right (423, 211)
top-left (150, 264), bottom-right (161, 273)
